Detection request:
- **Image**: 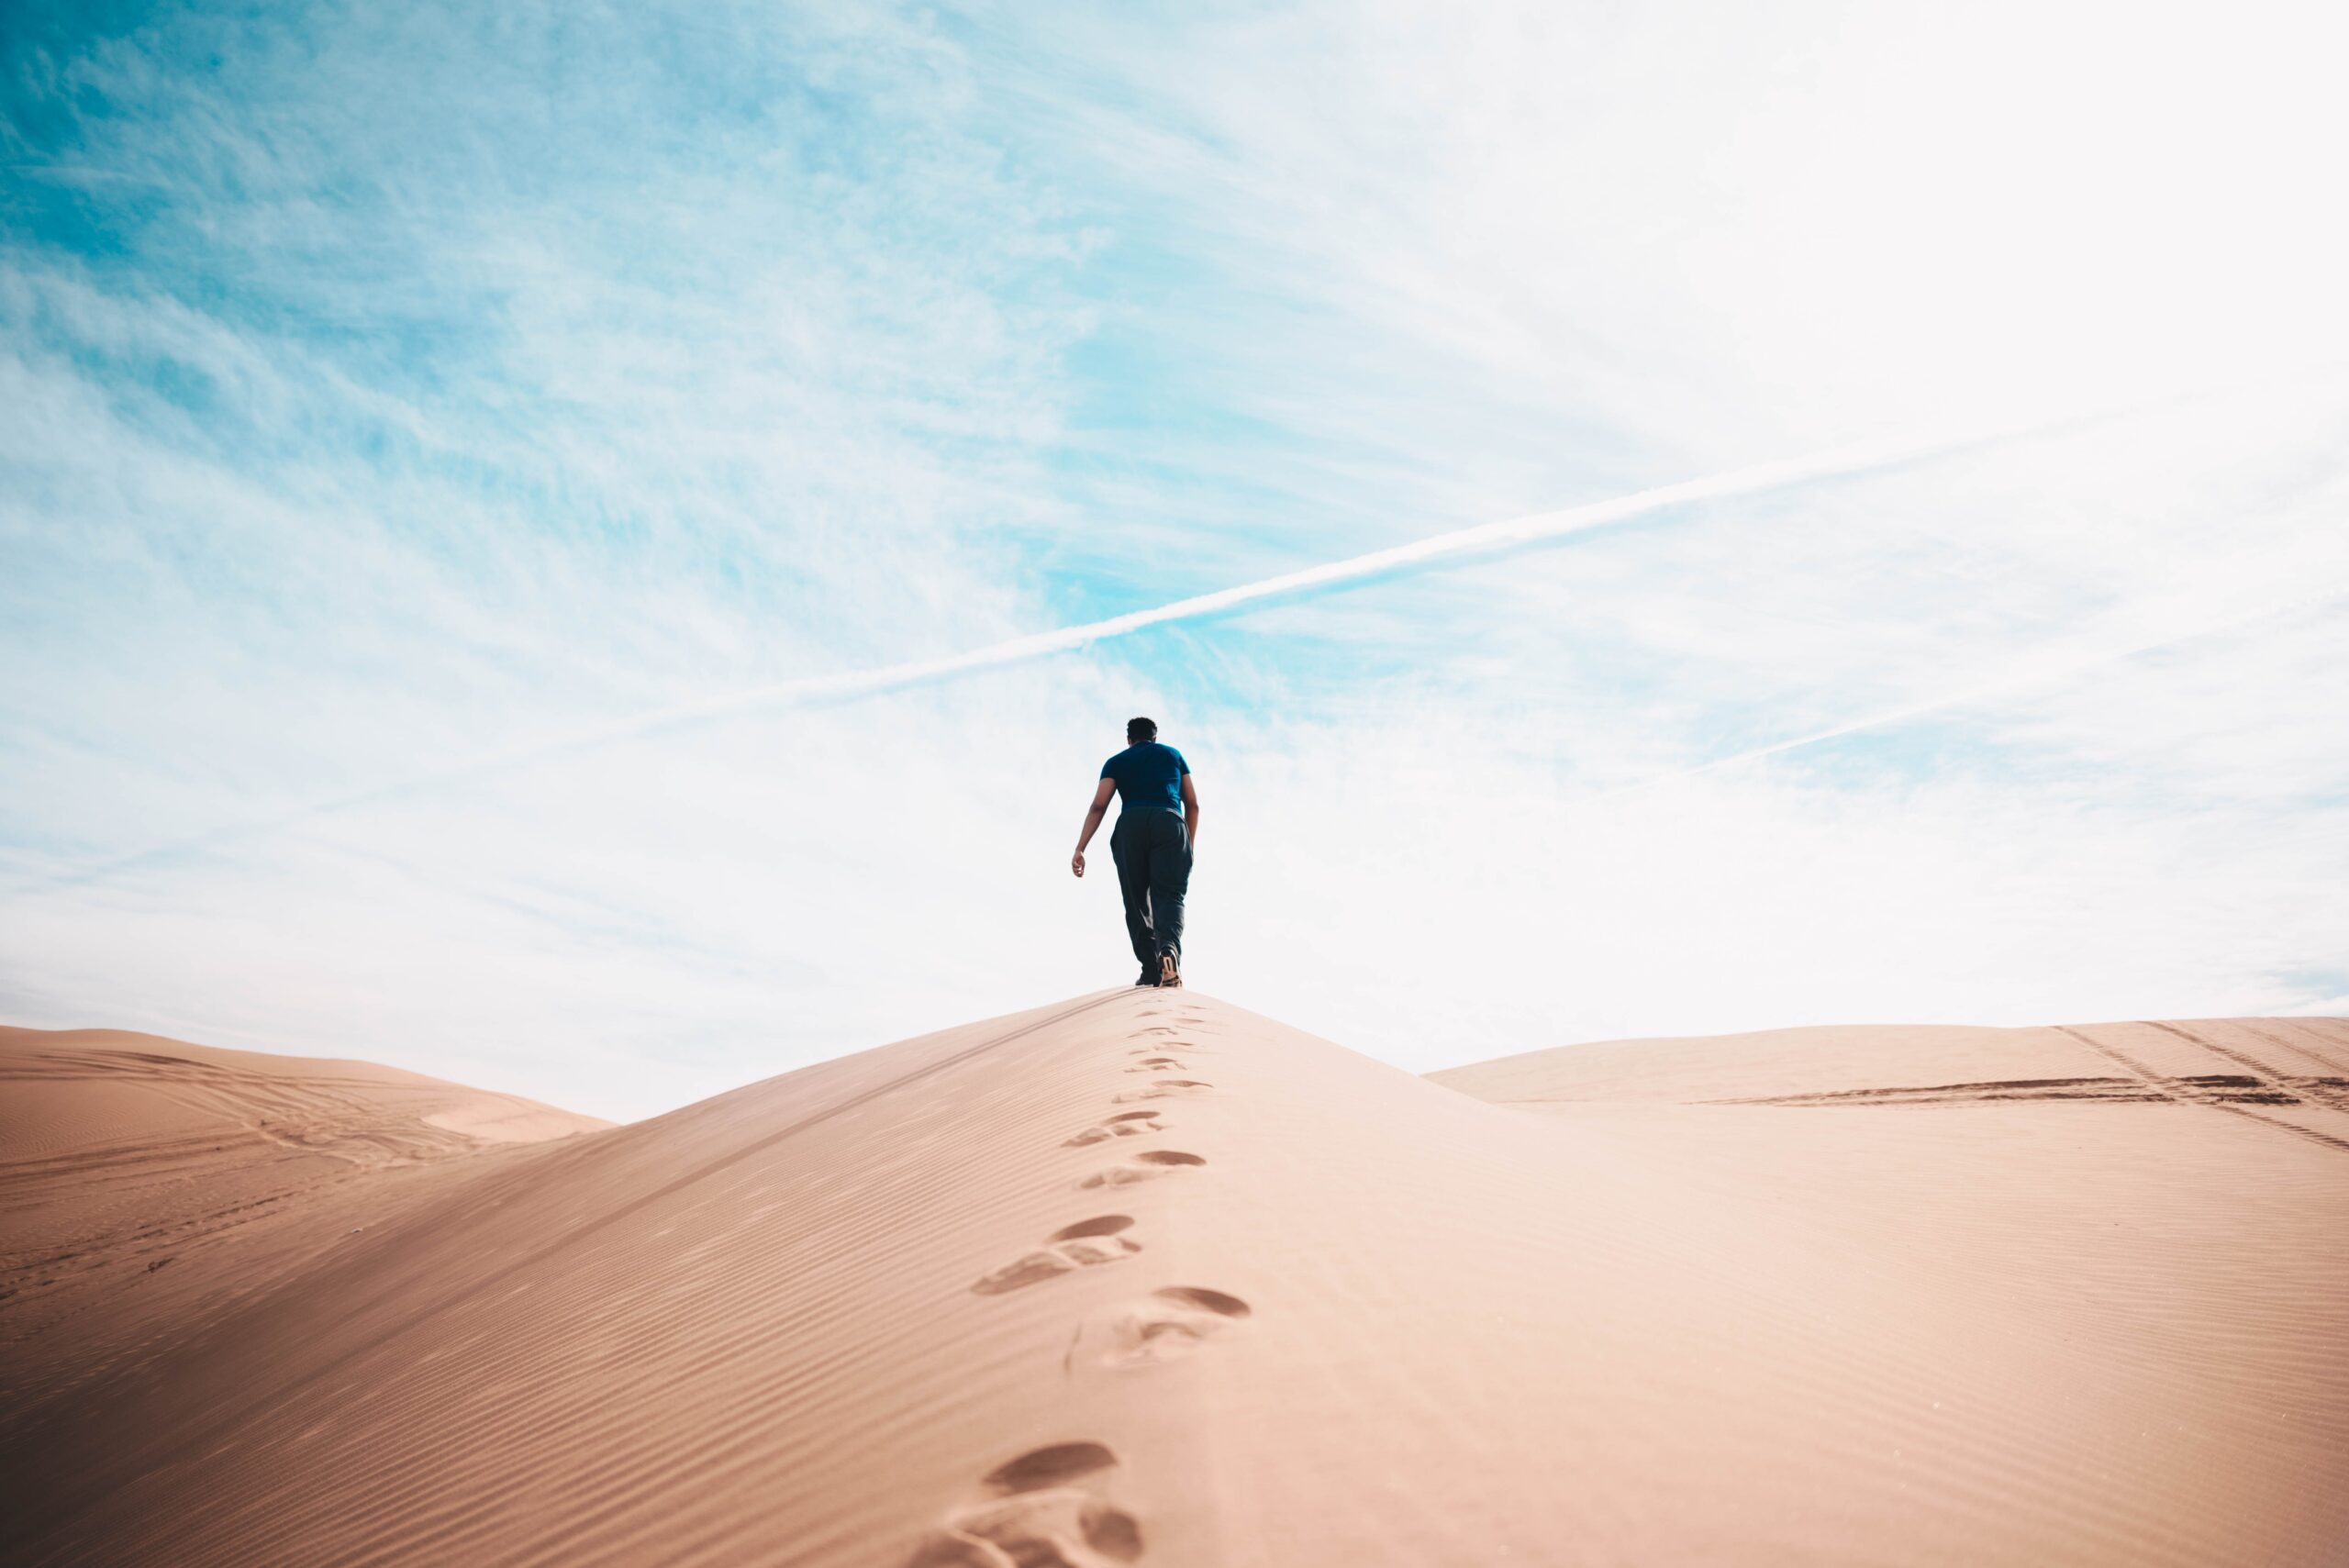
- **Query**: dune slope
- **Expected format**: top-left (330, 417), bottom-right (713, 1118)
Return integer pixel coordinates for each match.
top-left (4, 1000), bottom-right (2345, 1566)
top-left (0, 1025), bottom-right (607, 1414)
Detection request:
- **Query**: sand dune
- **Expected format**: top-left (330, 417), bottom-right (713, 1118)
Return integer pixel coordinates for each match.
top-left (4, 1000), bottom-right (2344, 1565)
top-left (0, 1026), bottom-right (607, 1416)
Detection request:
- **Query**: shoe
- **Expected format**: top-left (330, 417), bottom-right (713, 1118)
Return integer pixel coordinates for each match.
top-left (1157, 950), bottom-right (1183, 988)
top-left (1134, 965), bottom-right (1160, 987)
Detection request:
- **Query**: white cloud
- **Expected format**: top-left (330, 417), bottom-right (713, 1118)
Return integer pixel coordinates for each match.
top-left (987, 0), bottom-right (2349, 459)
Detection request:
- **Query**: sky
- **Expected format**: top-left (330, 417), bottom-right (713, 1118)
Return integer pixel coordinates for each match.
top-left (4, 0), bottom-right (2345, 1123)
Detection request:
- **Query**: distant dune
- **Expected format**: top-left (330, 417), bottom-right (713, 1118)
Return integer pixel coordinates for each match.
top-left (3, 1001), bottom-right (2344, 1565)
top-left (0, 1025), bottom-right (607, 1162)
top-left (0, 1025), bottom-right (608, 1424)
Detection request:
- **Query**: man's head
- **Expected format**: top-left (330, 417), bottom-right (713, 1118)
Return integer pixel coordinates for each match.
top-left (1127, 716), bottom-right (1158, 745)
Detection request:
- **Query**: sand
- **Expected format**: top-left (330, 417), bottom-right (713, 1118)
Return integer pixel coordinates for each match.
top-left (0, 1026), bottom-right (608, 1421)
top-left (3, 1000), bottom-right (2344, 1565)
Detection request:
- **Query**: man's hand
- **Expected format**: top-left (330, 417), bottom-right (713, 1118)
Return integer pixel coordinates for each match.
top-left (1073, 778), bottom-right (1114, 881)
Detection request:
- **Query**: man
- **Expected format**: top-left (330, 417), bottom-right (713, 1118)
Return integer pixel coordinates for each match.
top-left (1072, 717), bottom-right (1198, 987)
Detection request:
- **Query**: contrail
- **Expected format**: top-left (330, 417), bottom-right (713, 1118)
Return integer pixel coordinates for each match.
top-left (1604, 576), bottom-right (2349, 798)
top-left (6, 382), bottom-right (2315, 896)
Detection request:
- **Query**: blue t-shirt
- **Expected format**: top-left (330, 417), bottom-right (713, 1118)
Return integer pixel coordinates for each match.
top-left (1101, 741), bottom-right (1190, 814)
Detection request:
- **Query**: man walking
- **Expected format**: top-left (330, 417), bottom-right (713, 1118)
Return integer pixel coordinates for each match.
top-left (1072, 717), bottom-right (1198, 987)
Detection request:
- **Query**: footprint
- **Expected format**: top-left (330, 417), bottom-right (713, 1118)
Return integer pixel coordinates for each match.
top-left (970, 1217), bottom-right (1141, 1296)
top-left (984, 1441), bottom-right (1119, 1493)
top-left (906, 1442), bottom-right (1143, 1567)
top-left (1124, 1058), bottom-right (1186, 1073)
top-left (1111, 1081), bottom-right (1212, 1105)
top-left (1064, 1111), bottom-right (1163, 1147)
top-left (1104, 1287), bottom-right (1252, 1368)
top-left (1080, 1151), bottom-right (1206, 1189)
top-left (1050, 1216), bottom-right (1142, 1257)
top-left (902, 1536), bottom-right (1008, 1567)
top-left (927, 1494), bottom-right (1141, 1565)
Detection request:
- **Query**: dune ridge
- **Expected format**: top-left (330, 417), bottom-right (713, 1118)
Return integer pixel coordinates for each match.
top-left (3, 999), bottom-right (2344, 1565)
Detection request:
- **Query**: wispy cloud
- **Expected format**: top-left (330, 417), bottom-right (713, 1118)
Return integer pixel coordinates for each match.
top-left (1620, 570), bottom-right (2349, 797)
top-left (21, 387), bottom-right (2200, 895)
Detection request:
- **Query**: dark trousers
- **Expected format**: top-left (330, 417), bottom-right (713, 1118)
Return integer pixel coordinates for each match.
top-left (1109, 808), bottom-right (1191, 966)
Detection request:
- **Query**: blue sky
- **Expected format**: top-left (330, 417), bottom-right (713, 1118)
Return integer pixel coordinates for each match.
top-left (5, 0), bottom-right (2346, 1120)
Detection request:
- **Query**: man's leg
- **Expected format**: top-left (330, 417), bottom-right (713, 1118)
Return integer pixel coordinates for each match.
top-left (1110, 816), bottom-right (1157, 972)
top-left (1145, 811), bottom-right (1192, 978)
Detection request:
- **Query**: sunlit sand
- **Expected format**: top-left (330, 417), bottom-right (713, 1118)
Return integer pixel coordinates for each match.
top-left (5, 1002), bottom-right (2345, 1564)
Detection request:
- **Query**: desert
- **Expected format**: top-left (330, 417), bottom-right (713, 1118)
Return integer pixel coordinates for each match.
top-left (11, 3), bottom-right (2349, 1564)
top-left (5, 1002), bottom-right (2345, 1565)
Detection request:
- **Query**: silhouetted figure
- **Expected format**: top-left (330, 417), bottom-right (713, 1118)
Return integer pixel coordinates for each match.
top-left (1072, 717), bottom-right (1198, 986)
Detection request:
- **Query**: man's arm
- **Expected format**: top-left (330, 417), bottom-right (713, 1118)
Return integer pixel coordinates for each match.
top-left (1181, 773), bottom-right (1200, 848)
top-left (1072, 777), bottom-right (1116, 877)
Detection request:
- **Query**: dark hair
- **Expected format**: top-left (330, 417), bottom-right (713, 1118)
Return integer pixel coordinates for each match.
top-left (1127, 716), bottom-right (1158, 743)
